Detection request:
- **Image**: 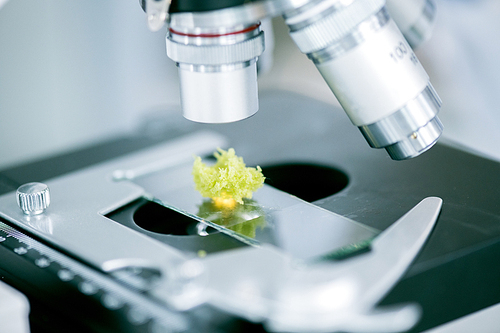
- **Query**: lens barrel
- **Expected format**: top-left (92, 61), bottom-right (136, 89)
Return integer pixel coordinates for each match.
top-left (285, 1), bottom-right (442, 160)
top-left (167, 22), bottom-right (264, 123)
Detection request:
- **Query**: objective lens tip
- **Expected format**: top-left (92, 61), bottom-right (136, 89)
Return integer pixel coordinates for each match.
top-left (386, 116), bottom-right (443, 160)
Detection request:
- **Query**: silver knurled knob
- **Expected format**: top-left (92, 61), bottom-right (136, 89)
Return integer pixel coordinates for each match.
top-left (16, 182), bottom-right (50, 215)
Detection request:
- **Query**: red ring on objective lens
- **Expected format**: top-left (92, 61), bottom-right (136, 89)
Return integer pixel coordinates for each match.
top-left (169, 23), bottom-right (260, 38)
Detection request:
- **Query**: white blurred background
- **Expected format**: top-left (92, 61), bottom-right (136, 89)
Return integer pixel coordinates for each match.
top-left (0, 0), bottom-right (181, 169)
top-left (1, 0), bottom-right (500, 169)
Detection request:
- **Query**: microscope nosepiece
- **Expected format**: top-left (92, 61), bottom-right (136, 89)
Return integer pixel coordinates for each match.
top-left (161, 0), bottom-right (443, 159)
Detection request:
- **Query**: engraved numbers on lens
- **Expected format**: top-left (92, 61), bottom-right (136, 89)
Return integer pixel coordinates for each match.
top-left (389, 41), bottom-right (407, 62)
top-left (389, 41), bottom-right (417, 65)
top-left (409, 52), bottom-right (418, 65)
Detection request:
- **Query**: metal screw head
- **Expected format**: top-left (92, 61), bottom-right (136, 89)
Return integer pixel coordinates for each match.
top-left (16, 182), bottom-right (50, 215)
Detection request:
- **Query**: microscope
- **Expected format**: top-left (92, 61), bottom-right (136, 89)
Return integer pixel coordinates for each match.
top-left (3, 1), bottom-right (500, 333)
top-left (142, 0), bottom-right (442, 160)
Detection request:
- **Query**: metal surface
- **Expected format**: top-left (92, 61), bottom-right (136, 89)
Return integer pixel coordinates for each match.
top-left (285, 0), bottom-right (385, 54)
top-left (0, 122), bottom-right (440, 331)
top-left (1, 90), bottom-right (499, 332)
top-left (308, 7), bottom-right (391, 64)
top-left (0, 131), bottom-right (228, 311)
top-left (0, 220), bottom-right (190, 332)
top-left (167, 31), bottom-right (264, 65)
top-left (265, 197), bottom-right (442, 332)
top-left (359, 83), bottom-right (442, 160)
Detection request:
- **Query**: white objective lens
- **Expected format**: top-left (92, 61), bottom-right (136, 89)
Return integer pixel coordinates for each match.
top-left (178, 62), bottom-right (259, 123)
top-left (286, 2), bottom-right (442, 160)
top-left (167, 23), bottom-right (264, 123)
top-left (316, 19), bottom-right (427, 126)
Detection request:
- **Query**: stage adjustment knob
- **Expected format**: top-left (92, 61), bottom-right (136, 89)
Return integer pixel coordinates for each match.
top-left (16, 182), bottom-right (50, 215)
